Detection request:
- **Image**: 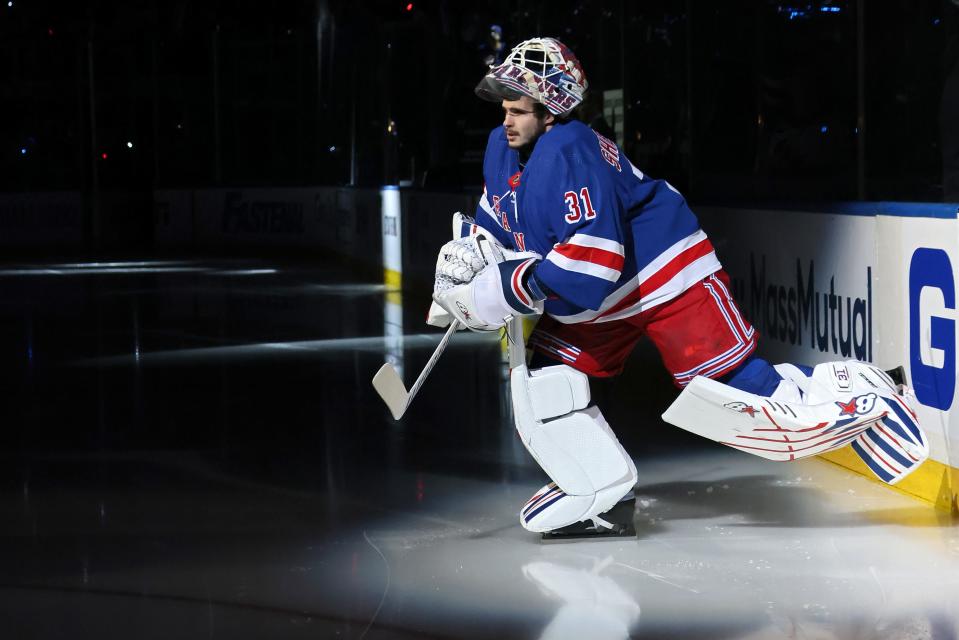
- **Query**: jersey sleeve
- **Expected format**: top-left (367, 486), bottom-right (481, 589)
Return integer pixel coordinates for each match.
top-left (526, 151), bottom-right (626, 311)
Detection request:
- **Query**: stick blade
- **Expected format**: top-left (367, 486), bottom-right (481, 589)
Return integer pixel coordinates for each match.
top-left (372, 363), bottom-right (409, 420)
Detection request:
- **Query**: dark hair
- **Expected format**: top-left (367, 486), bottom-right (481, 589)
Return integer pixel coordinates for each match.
top-left (535, 101), bottom-right (573, 123)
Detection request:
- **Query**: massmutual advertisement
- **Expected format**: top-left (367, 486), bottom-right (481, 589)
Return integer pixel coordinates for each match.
top-left (699, 205), bottom-right (957, 507)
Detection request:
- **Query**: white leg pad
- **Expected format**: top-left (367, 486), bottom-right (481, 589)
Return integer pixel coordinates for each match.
top-left (662, 360), bottom-right (929, 485)
top-left (511, 364), bottom-right (638, 533)
top-left (527, 365), bottom-right (592, 421)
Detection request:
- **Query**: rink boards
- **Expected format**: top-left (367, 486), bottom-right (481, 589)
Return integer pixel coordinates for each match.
top-left (698, 203), bottom-right (959, 513)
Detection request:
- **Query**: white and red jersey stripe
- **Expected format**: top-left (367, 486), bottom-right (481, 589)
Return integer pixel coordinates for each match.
top-left (544, 233), bottom-right (625, 284)
top-left (548, 229), bottom-right (722, 324)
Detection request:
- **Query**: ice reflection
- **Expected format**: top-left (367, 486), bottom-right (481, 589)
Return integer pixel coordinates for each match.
top-left (0, 260), bottom-right (284, 277)
top-left (78, 332), bottom-right (498, 366)
top-left (206, 268), bottom-right (278, 276)
top-left (302, 283), bottom-right (391, 295)
top-left (384, 283), bottom-right (404, 380)
top-left (524, 553), bottom-right (640, 640)
top-left (0, 266), bottom-right (210, 276)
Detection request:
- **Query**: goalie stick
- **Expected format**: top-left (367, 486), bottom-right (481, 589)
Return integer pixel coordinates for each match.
top-left (374, 231), bottom-right (514, 419)
top-left (372, 320), bottom-right (461, 420)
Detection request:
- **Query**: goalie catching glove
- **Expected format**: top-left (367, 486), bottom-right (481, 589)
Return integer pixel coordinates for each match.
top-left (429, 232), bottom-right (505, 327)
top-left (434, 234), bottom-right (503, 286)
top-left (434, 257), bottom-right (547, 332)
top-left (430, 221), bottom-right (544, 330)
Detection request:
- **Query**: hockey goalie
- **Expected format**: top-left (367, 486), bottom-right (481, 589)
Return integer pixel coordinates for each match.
top-left (427, 37), bottom-right (928, 537)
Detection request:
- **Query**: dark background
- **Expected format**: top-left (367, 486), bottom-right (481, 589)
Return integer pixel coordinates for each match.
top-left (3, 1), bottom-right (958, 202)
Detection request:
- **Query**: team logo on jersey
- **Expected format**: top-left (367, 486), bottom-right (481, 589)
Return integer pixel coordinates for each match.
top-left (724, 401), bottom-right (758, 418)
top-left (836, 393), bottom-right (877, 416)
top-left (455, 301), bottom-right (472, 320)
top-left (508, 171), bottom-right (522, 190)
top-left (513, 232), bottom-right (526, 251)
top-left (492, 191), bottom-right (514, 230)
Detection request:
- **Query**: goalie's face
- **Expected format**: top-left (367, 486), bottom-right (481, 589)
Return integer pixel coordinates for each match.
top-left (502, 96), bottom-right (554, 154)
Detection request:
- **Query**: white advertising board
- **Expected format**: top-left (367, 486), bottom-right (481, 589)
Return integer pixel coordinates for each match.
top-left (874, 215), bottom-right (958, 468)
top-left (702, 209), bottom-right (877, 368)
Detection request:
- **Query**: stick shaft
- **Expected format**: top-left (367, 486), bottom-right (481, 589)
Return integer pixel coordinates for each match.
top-left (507, 316), bottom-right (525, 369)
top-left (404, 320), bottom-right (460, 407)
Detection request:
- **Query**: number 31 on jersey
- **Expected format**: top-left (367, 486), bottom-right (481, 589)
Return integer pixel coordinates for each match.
top-left (564, 187), bottom-right (596, 223)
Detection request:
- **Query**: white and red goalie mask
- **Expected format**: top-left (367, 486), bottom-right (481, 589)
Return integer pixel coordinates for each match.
top-left (475, 37), bottom-right (588, 117)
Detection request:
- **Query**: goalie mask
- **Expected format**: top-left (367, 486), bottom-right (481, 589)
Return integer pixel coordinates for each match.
top-left (475, 37), bottom-right (588, 117)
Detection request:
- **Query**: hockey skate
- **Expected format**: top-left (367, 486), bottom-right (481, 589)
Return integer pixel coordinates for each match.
top-left (538, 489), bottom-right (637, 542)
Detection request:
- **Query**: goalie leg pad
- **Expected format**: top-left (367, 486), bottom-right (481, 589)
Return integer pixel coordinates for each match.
top-left (849, 388), bottom-right (929, 484)
top-left (526, 365), bottom-right (592, 421)
top-left (851, 420), bottom-right (928, 484)
top-left (789, 360), bottom-right (929, 483)
top-left (662, 375), bottom-right (889, 461)
top-left (662, 360), bottom-right (929, 484)
top-left (511, 364), bottom-right (638, 533)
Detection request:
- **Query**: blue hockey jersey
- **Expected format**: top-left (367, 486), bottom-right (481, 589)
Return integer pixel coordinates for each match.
top-left (474, 119), bottom-right (721, 324)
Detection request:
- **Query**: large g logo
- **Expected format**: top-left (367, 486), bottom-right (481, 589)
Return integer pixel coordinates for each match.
top-left (909, 248), bottom-right (956, 410)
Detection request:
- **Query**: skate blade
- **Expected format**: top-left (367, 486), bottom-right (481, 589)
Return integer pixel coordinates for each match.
top-left (541, 521), bottom-right (636, 542)
top-left (541, 497), bottom-right (636, 543)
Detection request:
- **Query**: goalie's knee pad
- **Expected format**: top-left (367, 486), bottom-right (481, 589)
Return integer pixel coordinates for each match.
top-left (511, 364), bottom-right (637, 533)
